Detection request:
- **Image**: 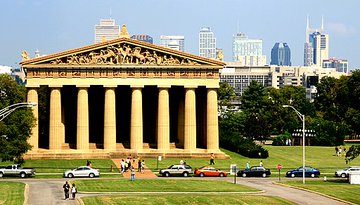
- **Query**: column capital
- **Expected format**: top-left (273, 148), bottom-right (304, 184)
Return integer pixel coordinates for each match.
top-left (76, 85), bottom-right (90, 88)
top-left (157, 85), bottom-right (171, 88)
top-left (130, 85), bottom-right (144, 88)
top-left (184, 85), bottom-right (198, 89)
top-left (103, 85), bottom-right (118, 88)
top-left (26, 85), bottom-right (40, 88)
top-left (49, 85), bottom-right (63, 88)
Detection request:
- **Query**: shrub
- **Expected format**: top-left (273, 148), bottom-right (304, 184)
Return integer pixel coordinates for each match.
top-left (272, 132), bottom-right (292, 146)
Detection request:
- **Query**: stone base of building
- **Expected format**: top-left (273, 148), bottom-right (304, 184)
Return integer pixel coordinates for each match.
top-left (24, 148), bottom-right (229, 160)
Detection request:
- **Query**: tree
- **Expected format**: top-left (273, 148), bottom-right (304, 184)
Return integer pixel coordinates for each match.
top-left (0, 74), bottom-right (35, 163)
top-left (217, 82), bottom-right (237, 115)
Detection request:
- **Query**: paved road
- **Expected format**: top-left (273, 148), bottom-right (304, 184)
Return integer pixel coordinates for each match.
top-left (1, 177), bottom-right (351, 205)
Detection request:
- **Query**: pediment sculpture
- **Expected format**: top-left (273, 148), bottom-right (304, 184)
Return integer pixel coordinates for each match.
top-left (47, 43), bottom-right (201, 66)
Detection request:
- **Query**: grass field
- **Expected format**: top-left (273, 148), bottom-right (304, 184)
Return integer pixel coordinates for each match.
top-left (281, 179), bottom-right (360, 204)
top-left (74, 179), bottom-right (257, 192)
top-left (0, 182), bottom-right (25, 205)
top-left (81, 195), bottom-right (296, 205)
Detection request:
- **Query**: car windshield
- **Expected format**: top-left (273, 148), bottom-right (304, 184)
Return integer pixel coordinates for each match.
top-left (168, 165), bottom-right (175, 169)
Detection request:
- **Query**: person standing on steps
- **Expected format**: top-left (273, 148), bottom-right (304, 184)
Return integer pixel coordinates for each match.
top-left (63, 181), bottom-right (70, 200)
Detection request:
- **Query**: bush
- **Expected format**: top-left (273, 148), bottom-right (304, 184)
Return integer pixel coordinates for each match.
top-left (272, 132), bottom-right (292, 146)
top-left (220, 136), bottom-right (269, 158)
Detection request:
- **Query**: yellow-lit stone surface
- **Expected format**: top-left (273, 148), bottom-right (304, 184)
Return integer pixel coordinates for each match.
top-left (207, 89), bottom-right (219, 151)
top-left (49, 87), bottom-right (63, 150)
top-left (76, 87), bottom-right (89, 150)
top-left (157, 88), bottom-right (170, 151)
top-left (130, 87), bottom-right (143, 151)
top-left (184, 88), bottom-right (196, 151)
top-left (104, 87), bottom-right (116, 150)
top-left (27, 88), bottom-right (38, 150)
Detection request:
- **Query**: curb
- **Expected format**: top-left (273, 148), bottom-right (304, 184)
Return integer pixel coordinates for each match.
top-left (23, 183), bottom-right (29, 205)
top-left (78, 191), bottom-right (265, 195)
top-left (272, 181), bottom-right (356, 205)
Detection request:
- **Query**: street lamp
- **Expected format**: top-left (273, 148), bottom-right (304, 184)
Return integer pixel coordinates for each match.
top-left (283, 104), bottom-right (306, 184)
top-left (0, 102), bottom-right (37, 121)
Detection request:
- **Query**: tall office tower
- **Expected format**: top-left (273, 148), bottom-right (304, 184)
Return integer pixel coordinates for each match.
top-left (270, 43), bottom-right (291, 66)
top-left (303, 16), bottom-right (329, 66)
top-left (160, 35), bottom-right (185, 52)
top-left (94, 19), bottom-right (120, 43)
top-left (232, 33), bottom-right (266, 66)
top-left (130, 34), bottom-right (153, 44)
top-left (199, 27), bottom-right (216, 59)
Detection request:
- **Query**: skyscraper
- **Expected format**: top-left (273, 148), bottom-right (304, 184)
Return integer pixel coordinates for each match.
top-left (232, 33), bottom-right (266, 66)
top-left (303, 16), bottom-right (329, 66)
top-left (130, 35), bottom-right (153, 44)
top-left (160, 35), bottom-right (185, 52)
top-left (94, 19), bottom-right (120, 44)
top-left (270, 43), bottom-right (291, 66)
top-left (199, 27), bottom-right (216, 59)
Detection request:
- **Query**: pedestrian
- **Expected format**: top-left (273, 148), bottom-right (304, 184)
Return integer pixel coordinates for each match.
top-left (141, 160), bottom-right (145, 173)
top-left (138, 158), bottom-right (142, 172)
top-left (180, 159), bottom-right (184, 165)
top-left (338, 147), bottom-right (342, 156)
top-left (335, 146), bottom-right (339, 156)
top-left (246, 161), bottom-right (250, 169)
top-left (210, 153), bottom-right (215, 165)
top-left (71, 183), bottom-right (77, 200)
top-left (259, 160), bottom-right (263, 167)
top-left (130, 166), bottom-right (136, 181)
top-left (63, 181), bottom-right (70, 200)
top-left (120, 159), bottom-right (125, 174)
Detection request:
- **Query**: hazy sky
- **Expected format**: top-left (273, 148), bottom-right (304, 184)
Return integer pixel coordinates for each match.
top-left (1, 0), bottom-right (359, 69)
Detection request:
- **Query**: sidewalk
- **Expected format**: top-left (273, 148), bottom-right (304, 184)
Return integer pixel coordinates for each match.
top-left (111, 159), bottom-right (157, 179)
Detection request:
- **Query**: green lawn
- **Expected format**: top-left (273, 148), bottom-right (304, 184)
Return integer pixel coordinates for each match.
top-left (74, 179), bottom-right (258, 192)
top-left (0, 182), bottom-right (25, 205)
top-left (281, 179), bottom-right (360, 204)
top-left (145, 146), bottom-right (360, 177)
top-left (81, 195), bottom-right (295, 205)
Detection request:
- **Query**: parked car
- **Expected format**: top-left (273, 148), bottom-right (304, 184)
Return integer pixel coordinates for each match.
top-left (335, 167), bottom-right (360, 178)
top-left (63, 166), bottom-right (100, 178)
top-left (237, 166), bottom-right (271, 177)
top-left (0, 164), bottom-right (36, 178)
top-left (286, 167), bottom-right (320, 178)
top-left (194, 166), bottom-right (227, 177)
top-left (159, 164), bottom-right (193, 177)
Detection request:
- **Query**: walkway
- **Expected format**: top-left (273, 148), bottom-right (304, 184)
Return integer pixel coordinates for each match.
top-left (111, 159), bottom-right (157, 179)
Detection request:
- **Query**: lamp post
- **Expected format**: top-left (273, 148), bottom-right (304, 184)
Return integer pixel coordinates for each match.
top-left (0, 102), bottom-right (37, 121)
top-left (283, 105), bottom-right (306, 184)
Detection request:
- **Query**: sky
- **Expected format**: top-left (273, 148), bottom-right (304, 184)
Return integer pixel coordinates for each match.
top-left (1, 0), bottom-right (359, 69)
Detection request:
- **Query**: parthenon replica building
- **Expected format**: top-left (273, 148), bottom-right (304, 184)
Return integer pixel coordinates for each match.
top-left (21, 26), bottom-right (226, 159)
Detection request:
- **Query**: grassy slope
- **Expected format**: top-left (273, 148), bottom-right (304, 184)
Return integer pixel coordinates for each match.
top-left (282, 180), bottom-right (360, 204)
top-left (82, 195), bottom-right (295, 205)
top-left (0, 182), bottom-right (25, 205)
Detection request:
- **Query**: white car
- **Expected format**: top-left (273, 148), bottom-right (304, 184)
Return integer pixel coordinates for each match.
top-left (64, 166), bottom-right (100, 178)
top-left (335, 167), bottom-right (360, 178)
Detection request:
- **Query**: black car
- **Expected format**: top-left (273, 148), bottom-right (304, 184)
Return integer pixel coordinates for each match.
top-left (237, 166), bottom-right (271, 177)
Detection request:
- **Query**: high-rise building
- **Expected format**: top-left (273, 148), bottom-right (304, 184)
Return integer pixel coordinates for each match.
top-left (130, 34), bottom-right (153, 44)
top-left (303, 16), bottom-right (329, 66)
top-left (199, 27), bottom-right (216, 59)
top-left (94, 19), bottom-right (120, 44)
top-left (232, 33), bottom-right (266, 66)
top-left (323, 58), bottom-right (348, 73)
top-left (160, 35), bottom-right (185, 52)
top-left (270, 43), bottom-right (291, 66)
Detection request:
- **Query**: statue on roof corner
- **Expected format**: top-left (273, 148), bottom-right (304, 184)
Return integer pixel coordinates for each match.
top-left (21, 51), bottom-right (30, 61)
top-left (216, 50), bottom-right (224, 62)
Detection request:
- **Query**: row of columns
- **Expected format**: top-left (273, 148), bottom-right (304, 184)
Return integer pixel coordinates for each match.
top-left (27, 86), bottom-right (219, 153)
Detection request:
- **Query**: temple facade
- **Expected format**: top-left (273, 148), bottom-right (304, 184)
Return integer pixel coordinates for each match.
top-left (21, 28), bottom-right (225, 159)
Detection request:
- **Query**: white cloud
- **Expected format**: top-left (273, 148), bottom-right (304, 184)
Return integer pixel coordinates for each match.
top-left (0, 65), bottom-right (12, 74)
top-left (327, 22), bottom-right (356, 36)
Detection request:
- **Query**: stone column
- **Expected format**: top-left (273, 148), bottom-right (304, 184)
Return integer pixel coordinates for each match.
top-left (76, 87), bottom-right (89, 150)
top-left (184, 87), bottom-right (196, 151)
top-left (104, 87), bottom-right (116, 150)
top-left (130, 87), bottom-right (143, 151)
top-left (27, 88), bottom-right (38, 150)
top-left (207, 88), bottom-right (219, 151)
top-left (157, 87), bottom-right (170, 151)
top-left (49, 87), bottom-right (63, 150)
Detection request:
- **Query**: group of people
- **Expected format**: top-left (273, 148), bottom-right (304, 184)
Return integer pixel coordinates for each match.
top-left (119, 155), bottom-right (146, 176)
top-left (62, 181), bottom-right (77, 200)
top-left (335, 146), bottom-right (347, 157)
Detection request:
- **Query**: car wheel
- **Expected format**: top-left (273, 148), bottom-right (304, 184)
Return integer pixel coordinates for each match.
top-left (89, 173), bottom-right (95, 178)
top-left (341, 173), bottom-right (346, 178)
top-left (262, 173), bottom-right (267, 178)
top-left (242, 173), bottom-right (246, 177)
top-left (20, 172), bottom-right (26, 178)
top-left (311, 173), bottom-right (315, 178)
top-left (183, 172), bottom-right (189, 177)
top-left (220, 173), bottom-right (224, 177)
top-left (68, 173), bottom-right (74, 178)
top-left (164, 172), bottom-right (170, 177)
top-left (0, 172), bottom-right (3, 178)
top-left (200, 173), bottom-right (204, 177)
top-left (291, 173), bottom-right (295, 178)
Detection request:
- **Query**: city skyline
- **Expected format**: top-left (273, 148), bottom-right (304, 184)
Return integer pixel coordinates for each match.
top-left (0, 0), bottom-right (359, 69)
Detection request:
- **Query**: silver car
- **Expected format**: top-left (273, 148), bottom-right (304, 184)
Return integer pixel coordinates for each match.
top-left (159, 164), bottom-right (193, 177)
top-left (64, 166), bottom-right (100, 178)
top-left (335, 167), bottom-right (360, 178)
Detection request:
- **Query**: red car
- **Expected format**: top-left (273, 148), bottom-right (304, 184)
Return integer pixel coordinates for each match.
top-left (194, 166), bottom-right (227, 177)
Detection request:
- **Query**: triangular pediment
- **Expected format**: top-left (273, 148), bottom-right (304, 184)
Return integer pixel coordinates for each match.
top-left (21, 38), bottom-right (224, 68)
